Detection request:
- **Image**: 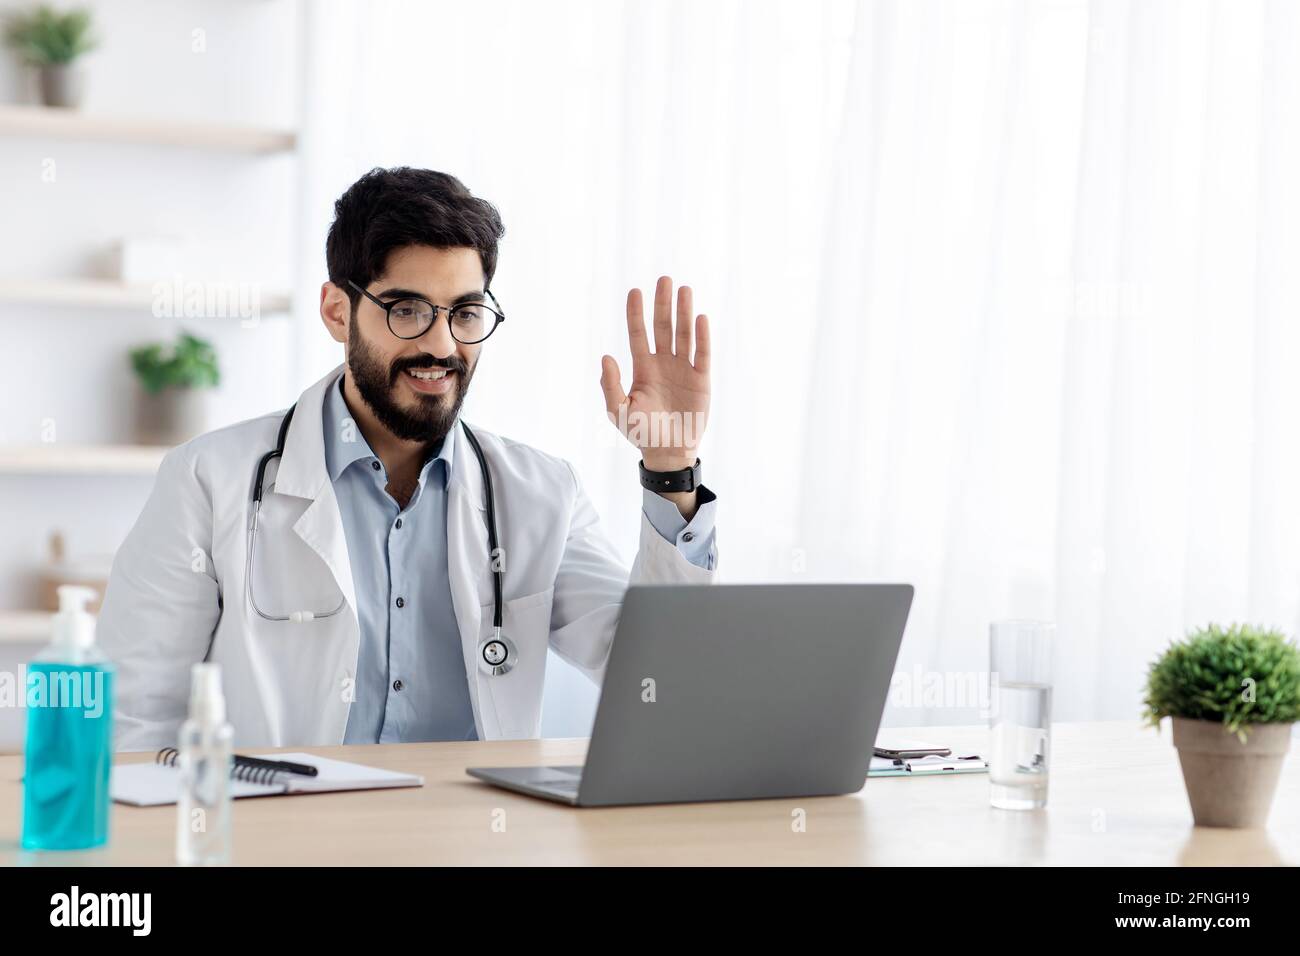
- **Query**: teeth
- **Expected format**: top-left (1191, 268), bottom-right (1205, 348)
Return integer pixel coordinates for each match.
top-left (408, 369), bottom-right (448, 381)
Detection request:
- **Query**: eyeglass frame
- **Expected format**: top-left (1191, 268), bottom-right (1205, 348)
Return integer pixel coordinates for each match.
top-left (346, 279), bottom-right (506, 344)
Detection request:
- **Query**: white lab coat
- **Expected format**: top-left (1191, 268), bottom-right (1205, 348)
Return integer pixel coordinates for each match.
top-left (98, 366), bottom-right (716, 751)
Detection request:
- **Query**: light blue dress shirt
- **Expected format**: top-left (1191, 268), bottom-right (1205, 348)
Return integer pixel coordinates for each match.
top-left (323, 376), bottom-right (717, 743)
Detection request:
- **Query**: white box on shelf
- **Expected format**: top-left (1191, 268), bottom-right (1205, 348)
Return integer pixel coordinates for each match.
top-left (112, 236), bottom-right (193, 285)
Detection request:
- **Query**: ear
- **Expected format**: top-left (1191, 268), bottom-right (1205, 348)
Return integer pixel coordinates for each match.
top-left (321, 281), bottom-right (351, 344)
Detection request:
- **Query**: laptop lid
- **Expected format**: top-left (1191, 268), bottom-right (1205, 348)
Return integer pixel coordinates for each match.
top-left (576, 583), bottom-right (913, 806)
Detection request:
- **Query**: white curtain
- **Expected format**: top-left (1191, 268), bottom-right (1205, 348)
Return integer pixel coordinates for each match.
top-left (294, 0), bottom-right (1300, 732)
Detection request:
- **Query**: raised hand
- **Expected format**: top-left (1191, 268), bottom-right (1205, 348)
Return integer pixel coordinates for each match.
top-left (600, 275), bottom-right (711, 473)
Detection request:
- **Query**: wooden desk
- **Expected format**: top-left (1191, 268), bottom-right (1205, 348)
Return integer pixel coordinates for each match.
top-left (0, 721), bottom-right (1295, 865)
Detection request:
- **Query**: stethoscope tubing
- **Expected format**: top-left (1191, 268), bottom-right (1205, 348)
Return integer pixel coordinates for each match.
top-left (244, 403), bottom-right (507, 660)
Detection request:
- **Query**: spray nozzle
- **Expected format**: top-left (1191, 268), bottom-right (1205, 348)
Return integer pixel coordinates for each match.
top-left (188, 663), bottom-right (227, 725)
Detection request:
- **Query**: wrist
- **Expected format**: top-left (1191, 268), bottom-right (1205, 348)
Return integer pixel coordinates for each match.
top-left (640, 451), bottom-right (696, 472)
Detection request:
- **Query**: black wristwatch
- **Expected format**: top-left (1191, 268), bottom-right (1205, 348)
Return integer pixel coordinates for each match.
top-left (639, 458), bottom-right (703, 493)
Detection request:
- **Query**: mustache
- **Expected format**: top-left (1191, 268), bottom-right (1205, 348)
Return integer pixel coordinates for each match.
top-left (389, 354), bottom-right (468, 383)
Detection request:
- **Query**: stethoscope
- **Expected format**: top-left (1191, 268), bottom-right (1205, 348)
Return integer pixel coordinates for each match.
top-left (246, 403), bottom-right (517, 677)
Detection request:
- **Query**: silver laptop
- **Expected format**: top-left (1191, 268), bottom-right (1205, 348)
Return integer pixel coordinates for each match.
top-left (466, 583), bottom-right (913, 806)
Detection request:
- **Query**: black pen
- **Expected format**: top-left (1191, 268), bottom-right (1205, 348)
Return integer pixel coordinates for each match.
top-left (235, 755), bottom-right (319, 777)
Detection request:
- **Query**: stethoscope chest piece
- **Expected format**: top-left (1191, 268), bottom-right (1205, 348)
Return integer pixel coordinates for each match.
top-left (477, 629), bottom-right (517, 677)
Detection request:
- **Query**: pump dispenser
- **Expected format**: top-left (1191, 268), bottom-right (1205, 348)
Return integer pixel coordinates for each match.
top-left (21, 585), bottom-right (115, 850)
top-left (50, 584), bottom-right (97, 656)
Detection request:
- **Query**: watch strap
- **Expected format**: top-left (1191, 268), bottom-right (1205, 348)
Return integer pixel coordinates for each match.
top-left (639, 458), bottom-right (702, 493)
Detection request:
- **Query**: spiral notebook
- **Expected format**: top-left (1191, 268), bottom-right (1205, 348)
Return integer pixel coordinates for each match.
top-left (111, 750), bottom-right (424, 806)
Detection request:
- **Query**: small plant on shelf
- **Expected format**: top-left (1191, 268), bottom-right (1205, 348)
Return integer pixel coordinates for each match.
top-left (3, 5), bottom-right (98, 108)
top-left (129, 333), bottom-right (219, 445)
top-left (4, 5), bottom-right (96, 65)
top-left (130, 332), bottom-right (220, 394)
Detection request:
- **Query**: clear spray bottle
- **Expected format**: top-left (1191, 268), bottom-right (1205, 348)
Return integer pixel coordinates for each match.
top-left (175, 662), bottom-right (233, 865)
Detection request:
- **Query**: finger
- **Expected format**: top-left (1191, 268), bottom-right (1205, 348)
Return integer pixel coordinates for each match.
top-left (675, 284), bottom-right (693, 359)
top-left (652, 275), bottom-right (673, 353)
top-left (625, 288), bottom-right (650, 368)
top-left (693, 314), bottom-right (710, 375)
top-left (600, 355), bottom-right (628, 421)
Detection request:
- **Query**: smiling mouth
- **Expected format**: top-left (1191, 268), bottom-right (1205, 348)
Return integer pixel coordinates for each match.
top-left (404, 368), bottom-right (452, 381)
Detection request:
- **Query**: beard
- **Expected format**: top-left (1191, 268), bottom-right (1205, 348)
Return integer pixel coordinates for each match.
top-left (347, 319), bottom-right (475, 444)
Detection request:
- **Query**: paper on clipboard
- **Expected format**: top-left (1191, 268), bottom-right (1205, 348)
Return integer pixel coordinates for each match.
top-left (868, 734), bottom-right (990, 777)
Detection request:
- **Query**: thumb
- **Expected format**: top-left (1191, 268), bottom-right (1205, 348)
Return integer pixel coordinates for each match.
top-left (600, 355), bottom-right (627, 422)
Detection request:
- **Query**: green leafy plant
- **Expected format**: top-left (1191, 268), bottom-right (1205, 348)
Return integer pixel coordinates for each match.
top-left (130, 333), bottom-right (220, 394)
top-left (1143, 623), bottom-right (1300, 740)
top-left (4, 5), bottom-right (97, 66)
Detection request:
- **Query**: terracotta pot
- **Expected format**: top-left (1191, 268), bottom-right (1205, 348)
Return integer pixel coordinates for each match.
top-left (38, 65), bottom-right (85, 109)
top-left (1171, 717), bottom-right (1292, 828)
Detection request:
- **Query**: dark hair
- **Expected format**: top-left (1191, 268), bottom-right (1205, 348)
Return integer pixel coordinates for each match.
top-left (326, 167), bottom-right (505, 306)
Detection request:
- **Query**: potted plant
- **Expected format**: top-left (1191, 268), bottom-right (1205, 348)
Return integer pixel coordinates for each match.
top-left (3, 5), bottom-right (97, 108)
top-left (1143, 623), bottom-right (1300, 827)
top-left (129, 333), bottom-right (220, 446)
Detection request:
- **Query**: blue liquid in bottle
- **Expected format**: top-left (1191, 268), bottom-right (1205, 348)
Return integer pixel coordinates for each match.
top-left (21, 588), bottom-right (115, 851)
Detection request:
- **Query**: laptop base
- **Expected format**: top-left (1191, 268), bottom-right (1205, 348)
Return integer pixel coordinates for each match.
top-left (466, 766), bottom-right (583, 806)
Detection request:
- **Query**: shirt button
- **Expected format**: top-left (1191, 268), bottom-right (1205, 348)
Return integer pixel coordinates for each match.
top-left (682, 531), bottom-right (695, 543)
top-left (395, 597), bottom-right (405, 608)
top-left (392, 679), bottom-right (403, 692)
top-left (395, 518), bottom-right (403, 529)
top-left (371, 461), bottom-right (381, 471)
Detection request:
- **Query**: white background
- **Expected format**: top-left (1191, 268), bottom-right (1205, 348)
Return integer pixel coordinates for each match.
top-left (3, 0), bottom-right (1298, 740)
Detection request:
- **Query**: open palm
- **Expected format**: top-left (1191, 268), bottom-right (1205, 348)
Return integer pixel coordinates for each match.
top-left (600, 275), bottom-right (711, 471)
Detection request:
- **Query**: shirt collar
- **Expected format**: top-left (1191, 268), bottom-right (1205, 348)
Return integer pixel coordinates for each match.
top-left (321, 373), bottom-right (457, 489)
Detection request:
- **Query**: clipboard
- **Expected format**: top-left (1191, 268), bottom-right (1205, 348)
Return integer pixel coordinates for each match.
top-left (868, 751), bottom-right (989, 776)
top-left (868, 735), bottom-right (988, 777)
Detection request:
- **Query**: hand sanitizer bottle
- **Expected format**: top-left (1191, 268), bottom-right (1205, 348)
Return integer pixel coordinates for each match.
top-left (21, 585), bottom-right (114, 850)
top-left (176, 663), bottom-right (234, 865)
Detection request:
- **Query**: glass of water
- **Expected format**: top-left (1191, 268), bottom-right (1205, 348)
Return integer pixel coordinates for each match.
top-left (988, 620), bottom-right (1054, 810)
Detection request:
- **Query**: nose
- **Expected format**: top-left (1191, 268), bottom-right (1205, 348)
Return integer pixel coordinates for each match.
top-left (414, 310), bottom-right (458, 358)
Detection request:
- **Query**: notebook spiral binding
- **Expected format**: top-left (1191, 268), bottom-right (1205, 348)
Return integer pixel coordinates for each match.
top-left (156, 747), bottom-right (285, 786)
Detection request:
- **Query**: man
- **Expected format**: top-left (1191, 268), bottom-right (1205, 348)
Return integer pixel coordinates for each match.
top-left (98, 167), bottom-right (718, 750)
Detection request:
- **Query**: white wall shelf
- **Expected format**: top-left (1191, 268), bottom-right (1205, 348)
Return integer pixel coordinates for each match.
top-left (0, 104), bottom-right (297, 154)
top-left (0, 610), bottom-right (53, 645)
top-left (0, 277), bottom-right (291, 314)
top-left (0, 444), bottom-right (168, 476)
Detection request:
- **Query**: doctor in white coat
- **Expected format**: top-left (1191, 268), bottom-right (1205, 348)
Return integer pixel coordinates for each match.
top-left (98, 167), bottom-right (718, 751)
